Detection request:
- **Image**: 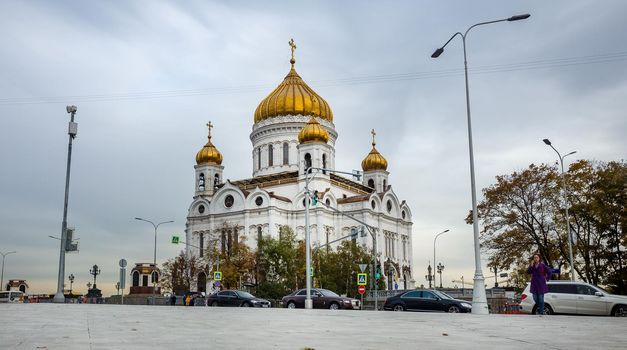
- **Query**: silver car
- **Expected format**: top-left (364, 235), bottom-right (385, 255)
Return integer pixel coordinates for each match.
top-left (519, 280), bottom-right (627, 316)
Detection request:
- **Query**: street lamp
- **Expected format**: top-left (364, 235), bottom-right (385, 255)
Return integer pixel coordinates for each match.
top-left (437, 263), bottom-right (445, 288)
top-left (54, 105), bottom-right (78, 303)
top-left (425, 264), bottom-right (434, 288)
top-left (1, 251), bottom-right (17, 291)
top-left (68, 274), bottom-right (75, 295)
top-left (431, 13), bottom-right (530, 314)
top-left (135, 217), bottom-right (174, 305)
top-left (543, 138), bottom-right (577, 281)
top-left (433, 229), bottom-right (450, 285)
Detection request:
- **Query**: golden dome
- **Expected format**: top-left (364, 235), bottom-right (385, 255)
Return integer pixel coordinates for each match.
top-left (298, 116), bottom-right (329, 144)
top-left (196, 121), bottom-right (223, 165)
top-left (254, 39), bottom-right (333, 123)
top-left (361, 129), bottom-right (388, 171)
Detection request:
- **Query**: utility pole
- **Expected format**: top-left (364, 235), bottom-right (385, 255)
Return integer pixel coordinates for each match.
top-left (53, 105), bottom-right (78, 303)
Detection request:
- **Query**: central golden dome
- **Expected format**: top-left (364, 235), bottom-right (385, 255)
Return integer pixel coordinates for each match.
top-left (254, 40), bottom-right (333, 123)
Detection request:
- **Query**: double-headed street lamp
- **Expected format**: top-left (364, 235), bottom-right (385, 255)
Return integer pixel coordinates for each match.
top-left (135, 217), bottom-right (173, 305)
top-left (1, 251), bottom-right (17, 291)
top-left (543, 139), bottom-right (577, 281)
top-left (68, 274), bottom-right (75, 294)
top-left (431, 13), bottom-right (531, 314)
top-left (436, 262), bottom-right (445, 289)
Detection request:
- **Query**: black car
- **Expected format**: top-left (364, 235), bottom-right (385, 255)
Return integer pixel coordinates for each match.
top-left (383, 289), bottom-right (472, 313)
top-left (281, 288), bottom-right (360, 310)
top-left (206, 290), bottom-right (271, 307)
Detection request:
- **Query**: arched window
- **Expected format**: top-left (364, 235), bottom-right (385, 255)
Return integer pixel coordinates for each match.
top-left (257, 226), bottom-right (263, 247)
top-left (151, 271), bottom-right (159, 283)
top-left (198, 173), bottom-right (205, 191)
top-left (368, 179), bottom-right (375, 188)
top-left (257, 148), bottom-right (261, 170)
top-left (383, 180), bottom-right (387, 190)
top-left (214, 174), bottom-right (220, 188)
top-left (283, 142), bottom-right (289, 165)
top-left (322, 154), bottom-right (327, 174)
top-left (304, 153), bottom-right (312, 173)
top-left (268, 144), bottom-right (274, 166)
top-left (132, 271), bottom-right (140, 287)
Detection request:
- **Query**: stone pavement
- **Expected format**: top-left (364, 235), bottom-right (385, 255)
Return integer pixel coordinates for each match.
top-left (1, 304), bottom-right (624, 349)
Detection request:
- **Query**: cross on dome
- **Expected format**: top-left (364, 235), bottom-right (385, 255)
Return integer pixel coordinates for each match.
top-left (371, 129), bottom-right (377, 146)
top-left (289, 38), bottom-right (297, 66)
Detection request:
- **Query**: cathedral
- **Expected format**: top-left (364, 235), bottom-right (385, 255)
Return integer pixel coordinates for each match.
top-left (185, 41), bottom-right (415, 292)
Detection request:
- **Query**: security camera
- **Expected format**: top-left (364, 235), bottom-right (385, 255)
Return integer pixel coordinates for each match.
top-left (66, 105), bottom-right (77, 114)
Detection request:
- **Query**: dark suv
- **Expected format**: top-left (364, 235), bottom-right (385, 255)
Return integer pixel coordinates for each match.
top-left (281, 289), bottom-right (360, 310)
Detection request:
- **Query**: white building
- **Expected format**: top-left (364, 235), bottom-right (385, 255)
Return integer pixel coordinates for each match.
top-left (186, 45), bottom-right (415, 293)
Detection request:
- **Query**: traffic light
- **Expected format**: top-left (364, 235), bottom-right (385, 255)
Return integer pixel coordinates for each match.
top-left (375, 265), bottom-right (381, 290)
top-left (312, 190), bottom-right (319, 206)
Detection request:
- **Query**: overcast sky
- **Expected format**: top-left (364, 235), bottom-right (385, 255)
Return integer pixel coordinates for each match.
top-left (1, 1), bottom-right (625, 295)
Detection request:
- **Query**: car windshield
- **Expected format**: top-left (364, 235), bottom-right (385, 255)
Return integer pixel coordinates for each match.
top-left (237, 292), bottom-right (255, 299)
top-left (433, 291), bottom-right (453, 299)
top-left (319, 289), bottom-right (339, 297)
top-left (593, 285), bottom-right (610, 294)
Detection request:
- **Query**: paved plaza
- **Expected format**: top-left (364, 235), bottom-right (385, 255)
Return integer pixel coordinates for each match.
top-left (1, 304), bottom-right (625, 349)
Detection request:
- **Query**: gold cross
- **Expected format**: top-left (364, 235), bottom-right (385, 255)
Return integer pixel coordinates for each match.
top-left (371, 129), bottom-right (376, 146)
top-left (206, 121), bottom-right (213, 138)
top-left (289, 38), bottom-right (297, 65)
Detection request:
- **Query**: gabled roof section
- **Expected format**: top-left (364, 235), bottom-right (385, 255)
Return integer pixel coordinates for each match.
top-left (222, 171), bottom-right (299, 191)
top-left (336, 194), bottom-right (371, 204)
top-left (330, 173), bottom-right (372, 195)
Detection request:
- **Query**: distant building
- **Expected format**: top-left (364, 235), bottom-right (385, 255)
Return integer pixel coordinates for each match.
top-left (129, 263), bottom-right (161, 295)
top-left (5, 279), bottom-right (28, 294)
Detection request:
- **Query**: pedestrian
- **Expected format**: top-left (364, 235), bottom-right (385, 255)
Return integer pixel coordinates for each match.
top-left (185, 294), bottom-right (191, 306)
top-left (170, 294), bottom-right (176, 306)
top-left (527, 253), bottom-right (551, 315)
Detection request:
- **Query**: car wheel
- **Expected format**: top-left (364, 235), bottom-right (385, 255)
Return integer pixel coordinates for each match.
top-left (393, 304), bottom-right (405, 312)
top-left (329, 302), bottom-right (339, 310)
top-left (287, 301), bottom-right (296, 309)
top-left (611, 304), bottom-right (627, 317)
top-left (533, 304), bottom-right (554, 315)
top-left (211, 301), bottom-right (218, 307)
top-left (241, 302), bottom-right (250, 307)
top-left (447, 305), bottom-right (461, 313)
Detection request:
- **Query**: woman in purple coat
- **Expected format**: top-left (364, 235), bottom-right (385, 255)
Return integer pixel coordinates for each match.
top-left (527, 254), bottom-right (551, 315)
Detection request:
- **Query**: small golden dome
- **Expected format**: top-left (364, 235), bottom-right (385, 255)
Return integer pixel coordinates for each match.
top-left (254, 39), bottom-right (333, 123)
top-left (298, 117), bottom-right (329, 144)
top-left (361, 129), bottom-right (388, 171)
top-left (196, 121), bottom-right (223, 165)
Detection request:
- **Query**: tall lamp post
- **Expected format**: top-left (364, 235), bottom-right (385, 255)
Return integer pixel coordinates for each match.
top-left (431, 13), bottom-right (531, 314)
top-left (433, 229), bottom-right (450, 283)
top-left (135, 217), bottom-right (173, 305)
top-left (425, 264), bottom-right (433, 289)
top-left (53, 105), bottom-right (78, 303)
top-left (1, 251), bottom-right (17, 291)
top-left (543, 139), bottom-right (577, 281)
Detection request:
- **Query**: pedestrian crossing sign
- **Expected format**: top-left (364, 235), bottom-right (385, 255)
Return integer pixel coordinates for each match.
top-left (171, 235), bottom-right (180, 244)
top-left (357, 273), bottom-right (367, 286)
top-left (214, 271), bottom-right (222, 281)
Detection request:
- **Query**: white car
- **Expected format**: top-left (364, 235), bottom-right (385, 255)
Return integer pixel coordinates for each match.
top-left (519, 281), bottom-right (627, 316)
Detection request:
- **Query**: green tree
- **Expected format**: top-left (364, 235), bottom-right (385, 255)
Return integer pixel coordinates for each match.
top-left (161, 250), bottom-right (205, 294)
top-left (256, 225), bottom-right (303, 299)
top-left (205, 235), bottom-right (255, 290)
top-left (474, 160), bottom-right (626, 293)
